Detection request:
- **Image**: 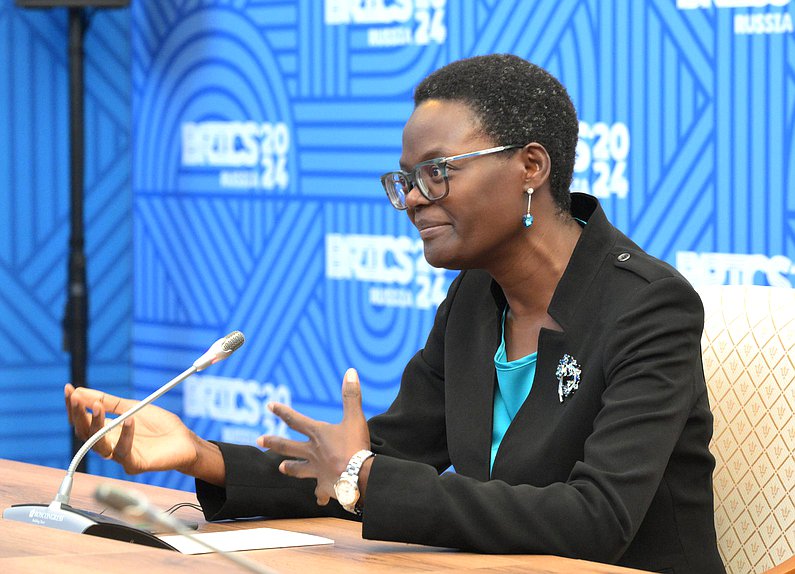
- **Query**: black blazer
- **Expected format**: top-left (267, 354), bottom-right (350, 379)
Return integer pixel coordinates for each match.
top-left (197, 194), bottom-right (725, 574)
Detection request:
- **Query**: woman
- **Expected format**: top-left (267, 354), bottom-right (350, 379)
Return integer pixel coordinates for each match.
top-left (66, 54), bottom-right (725, 574)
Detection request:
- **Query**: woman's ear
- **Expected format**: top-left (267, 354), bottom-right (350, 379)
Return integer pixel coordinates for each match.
top-left (521, 143), bottom-right (551, 190)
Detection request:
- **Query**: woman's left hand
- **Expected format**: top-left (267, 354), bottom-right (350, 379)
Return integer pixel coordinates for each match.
top-left (257, 368), bottom-right (371, 505)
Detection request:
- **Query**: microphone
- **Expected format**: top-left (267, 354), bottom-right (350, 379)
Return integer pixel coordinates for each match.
top-left (192, 330), bottom-right (246, 371)
top-left (95, 484), bottom-right (278, 574)
top-left (2, 331), bottom-right (245, 549)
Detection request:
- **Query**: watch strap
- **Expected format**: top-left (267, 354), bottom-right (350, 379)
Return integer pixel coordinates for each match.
top-left (338, 449), bottom-right (374, 514)
top-left (345, 449), bottom-right (374, 476)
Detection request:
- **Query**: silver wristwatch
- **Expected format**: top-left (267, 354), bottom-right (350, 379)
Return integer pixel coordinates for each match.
top-left (334, 449), bottom-right (375, 514)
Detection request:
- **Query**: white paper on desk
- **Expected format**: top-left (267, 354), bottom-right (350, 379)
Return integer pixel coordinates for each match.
top-left (158, 527), bottom-right (334, 555)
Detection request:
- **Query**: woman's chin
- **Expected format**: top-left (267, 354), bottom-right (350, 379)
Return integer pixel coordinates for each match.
top-left (422, 244), bottom-right (463, 271)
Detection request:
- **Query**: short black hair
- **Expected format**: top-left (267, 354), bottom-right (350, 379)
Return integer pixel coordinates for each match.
top-left (414, 54), bottom-right (578, 213)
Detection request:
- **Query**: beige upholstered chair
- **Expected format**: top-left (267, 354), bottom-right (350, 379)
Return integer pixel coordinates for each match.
top-left (699, 285), bottom-right (795, 574)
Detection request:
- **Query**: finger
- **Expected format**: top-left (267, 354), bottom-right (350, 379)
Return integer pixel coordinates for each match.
top-left (98, 393), bottom-right (133, 416)
top-left (68, 386), bottom-right (107, 410)
top-left (68, 393), bottom-right (93, 440)
top-left (267, 403), bottom-right (318, 435)
top-left (315, 487), bottom-right (330, 506)
top-left (341, 368), bottom-right (365, 423)
top-left (89, 401), bottom-right (114, 458)
top-left (278, 459), bottom-right (316, 479)
top-left (112, 418), bottom-right (135, 470)
top-left (69, 387), bottom-right (134, 416)
top-left (88, 400), bottom-right (105, 436)
top-left (257, 435), bottom-right (311, 459)
top-left (64, 384), bottom-right (74, 426)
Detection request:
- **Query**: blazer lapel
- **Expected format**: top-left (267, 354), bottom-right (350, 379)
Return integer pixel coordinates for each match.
top-left (444, 272), bottom-right (503, 482)
top-left (491, 327), bottom-right (567, 479)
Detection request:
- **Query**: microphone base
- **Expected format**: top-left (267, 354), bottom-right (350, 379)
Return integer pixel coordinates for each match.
top-left (3, 503), bottom-right (178, 551)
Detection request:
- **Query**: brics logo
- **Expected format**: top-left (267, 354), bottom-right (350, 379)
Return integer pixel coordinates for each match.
top-left (676, 0), bottom-right (793, 35)
top-left (326, 233), bottom-right (450, 310)
top-left (181, 121), bottom-right (290, 191)
top-left (572, 121), bottom-right (630, 199)
top-left (324, 0), bottom-right (447, 47)
top-left (677, 0), bottom-right (789, 6)
top-left (184, 375), bottom-right (292, 446)
top-left (676, 251), bottom-right (795, 287)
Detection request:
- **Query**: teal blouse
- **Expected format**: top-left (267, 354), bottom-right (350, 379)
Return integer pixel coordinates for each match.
top-left (491, 309), bottom-right (537, 474)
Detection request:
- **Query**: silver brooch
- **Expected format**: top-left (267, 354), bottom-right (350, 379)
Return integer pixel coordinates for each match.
top-left (556, 354), bottom-right (582, 402)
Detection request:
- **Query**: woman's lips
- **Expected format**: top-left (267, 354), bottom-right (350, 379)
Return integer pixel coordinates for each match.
top-left (417, 222), bottom-right (450, 239)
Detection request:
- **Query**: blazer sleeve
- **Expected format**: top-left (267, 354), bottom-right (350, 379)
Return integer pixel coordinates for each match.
top-left (196, 272), bottom-right (463, 521)
top-left (360, 276), bottom-right (705, 563)
top-left (195, 442), bottom-right (353, 521)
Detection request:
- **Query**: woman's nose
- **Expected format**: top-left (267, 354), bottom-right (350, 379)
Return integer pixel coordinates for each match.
top-left (404, 184), bottom-right (430, 210)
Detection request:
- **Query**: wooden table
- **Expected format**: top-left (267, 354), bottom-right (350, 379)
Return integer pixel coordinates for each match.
top-left (0, 458), bottom-right (650, 573)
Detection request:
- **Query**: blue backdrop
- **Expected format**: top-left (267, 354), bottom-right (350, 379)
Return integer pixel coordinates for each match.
top-left (0, 2), bottom-right (132, 479)
top-left (1, 0), bottom-right (793, 504)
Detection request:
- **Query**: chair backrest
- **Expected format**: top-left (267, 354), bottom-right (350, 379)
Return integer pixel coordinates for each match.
top-left (699, 285), bottom-right (795, 574)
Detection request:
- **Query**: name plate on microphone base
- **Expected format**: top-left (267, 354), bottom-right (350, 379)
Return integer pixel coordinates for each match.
top-left (3, 503), bottom-right (178, 551)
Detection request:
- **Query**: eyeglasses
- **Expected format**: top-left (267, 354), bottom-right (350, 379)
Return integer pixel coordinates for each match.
top-left (380, 145), bottom-right (523, 210)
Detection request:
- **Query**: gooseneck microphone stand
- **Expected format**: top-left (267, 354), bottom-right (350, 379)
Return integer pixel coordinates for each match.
top-left (2, 331), bottom-right (245, 548)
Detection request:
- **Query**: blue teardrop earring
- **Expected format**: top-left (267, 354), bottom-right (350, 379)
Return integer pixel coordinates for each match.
top-left (522, 187), bottom-right (534, 228)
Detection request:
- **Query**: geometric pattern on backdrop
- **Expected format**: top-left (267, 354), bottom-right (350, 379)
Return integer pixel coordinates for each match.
top-left (2, 0), bottom-right (792, 492)
top-left (131, 0), bottom-right (795, 491)
top-left (0, 6), bottom-right (132, 478)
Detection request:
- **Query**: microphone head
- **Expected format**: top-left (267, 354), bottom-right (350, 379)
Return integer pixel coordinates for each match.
top-left (94, 484), bottom-right (149, 518)
top-left (192, 330), bottom-right (246, 371)
top-left (222, 330), bottom-right (245, 353)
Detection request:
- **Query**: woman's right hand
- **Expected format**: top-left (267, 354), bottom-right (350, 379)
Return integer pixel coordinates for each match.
top-left (65, 384), bottom-right (225, 485)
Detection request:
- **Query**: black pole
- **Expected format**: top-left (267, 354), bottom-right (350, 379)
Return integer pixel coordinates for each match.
top-left (65, 7), bottom-right (89, 472)
top-left (16, 0), bottom-right (129, 471)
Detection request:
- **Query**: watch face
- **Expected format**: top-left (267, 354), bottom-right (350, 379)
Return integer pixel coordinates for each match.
top-left (334, 477), bottom-right (358, 506)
